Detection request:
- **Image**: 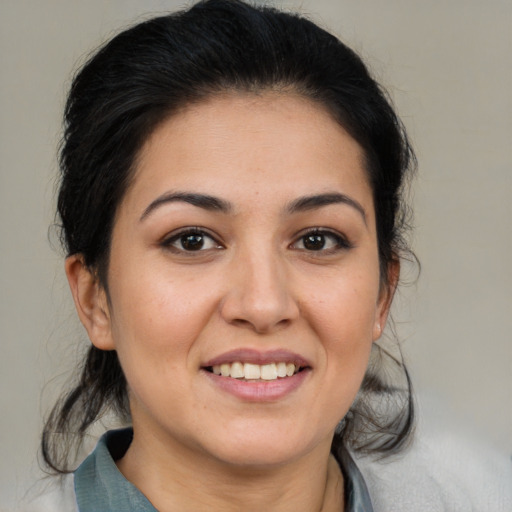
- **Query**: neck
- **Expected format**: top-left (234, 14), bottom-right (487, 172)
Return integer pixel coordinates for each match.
top-left (116, 428), bottom-right (344, 512)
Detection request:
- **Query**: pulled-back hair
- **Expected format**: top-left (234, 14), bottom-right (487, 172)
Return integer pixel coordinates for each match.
top-left (43, 0), bottom-right (416, 473)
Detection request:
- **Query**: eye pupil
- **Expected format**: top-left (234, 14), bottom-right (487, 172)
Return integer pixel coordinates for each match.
top-left (303, 234), bottom-right (325, 251)
top-left (181, 234), bottom-right (204, 250)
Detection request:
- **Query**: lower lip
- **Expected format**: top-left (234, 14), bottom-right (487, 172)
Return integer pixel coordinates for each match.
top-left (202, 369), bottom-right (311, 402)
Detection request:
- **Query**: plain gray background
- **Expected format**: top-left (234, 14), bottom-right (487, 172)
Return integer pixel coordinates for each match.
top-left (1, 0), bottom-right (511, 508)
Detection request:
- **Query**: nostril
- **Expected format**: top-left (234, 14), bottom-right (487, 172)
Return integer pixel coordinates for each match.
top-left (230, 318), bottom-right (253, 329)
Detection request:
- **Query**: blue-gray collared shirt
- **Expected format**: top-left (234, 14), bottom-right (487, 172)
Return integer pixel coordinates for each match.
top-left (74, 428), bottom-right (374, 511)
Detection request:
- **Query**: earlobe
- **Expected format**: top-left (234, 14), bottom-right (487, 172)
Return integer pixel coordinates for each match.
top-left (65, 255), bottom-right (115, 351)
top-left (373, 258), bottom-right (400, 341)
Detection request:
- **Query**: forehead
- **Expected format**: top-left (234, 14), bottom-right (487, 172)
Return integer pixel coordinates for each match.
top-left (126, 92), bottom-right (373, 217)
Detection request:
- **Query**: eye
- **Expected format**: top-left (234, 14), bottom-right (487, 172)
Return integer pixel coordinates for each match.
top-left (162, 228), bottom-right (223, 253)
top-left (291, 229), bottom-right (351, 252)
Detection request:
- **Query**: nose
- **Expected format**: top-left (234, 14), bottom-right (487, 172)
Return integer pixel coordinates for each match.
top-left (219, 247), bottom-right (300, 334)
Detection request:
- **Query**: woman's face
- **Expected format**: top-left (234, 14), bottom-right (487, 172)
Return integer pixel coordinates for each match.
top-left (91, 93), bottom-right (393, 467)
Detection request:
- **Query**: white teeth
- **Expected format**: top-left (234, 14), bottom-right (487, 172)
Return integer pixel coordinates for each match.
top-left (220, 363), bottom-right (231, 377)
top-left (276, 362), bottom-right (287, 378)
top-left (209, 361), bottom-right (302, 380)
top-left (260, 363), bottom-right (277, 380)
top-left (230, 361), bottom-right (244, 378)
top-left (244, 363), bottom-right (261, 380)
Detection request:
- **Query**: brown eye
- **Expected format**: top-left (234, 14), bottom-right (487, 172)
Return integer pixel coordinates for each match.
top-left (180, 233), bottom-right (205, 251)
top-left (303, 234), bottom-right (326, 251)
top-left (162, 229), bottom-right (222, 253)
top-left (292, 229), bottom-right (352, 253)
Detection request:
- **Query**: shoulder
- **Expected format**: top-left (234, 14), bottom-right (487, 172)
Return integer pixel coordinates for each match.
top-left (354, 400), bottom-right (512, 512)
top-left (17, 474), bottom-right (77, 512)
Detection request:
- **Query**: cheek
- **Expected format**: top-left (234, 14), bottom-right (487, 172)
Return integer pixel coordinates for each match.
top-left (305, 268), bottom-right (380, 343)
top-left (107, 270), bottom-right (217, 372)
top-left (304, 273), bottom-right (379, 395)
top-left (107, 277), bottom-right (215, 424)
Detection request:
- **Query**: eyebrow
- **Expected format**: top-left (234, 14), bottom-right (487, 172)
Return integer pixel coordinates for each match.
top-left (140, 190), bottom-right (367, 224)
top-left (140, 191), bottom-right (232, 221)
top-left (287, 193), bottom-right (367, 224)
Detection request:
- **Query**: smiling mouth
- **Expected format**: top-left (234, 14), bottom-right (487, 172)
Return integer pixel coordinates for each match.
top-left (204, 362), bottom-right (306, 381)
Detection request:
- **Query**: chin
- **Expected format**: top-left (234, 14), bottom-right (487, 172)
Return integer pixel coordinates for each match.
top-left (199, 424), bottom-right (323, 469)
top-left (212, 445), bottom-right (302, 469)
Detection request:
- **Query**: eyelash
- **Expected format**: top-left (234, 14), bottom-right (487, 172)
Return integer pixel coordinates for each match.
top-left (161, 227), bottom-right (223, 253)
top-left (160, 227), bottom-right (352, 254)
top-left (290, 228), bottom-right (353, 254)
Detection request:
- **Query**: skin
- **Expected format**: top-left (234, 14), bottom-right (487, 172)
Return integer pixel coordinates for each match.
top-left (66, 92), bottom-right (397, 512)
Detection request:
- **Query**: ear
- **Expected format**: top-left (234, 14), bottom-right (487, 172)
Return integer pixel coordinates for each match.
top-left (65, 255), bottom-right (115, 351)
top-left (373, 257), bottom-right (400, 341)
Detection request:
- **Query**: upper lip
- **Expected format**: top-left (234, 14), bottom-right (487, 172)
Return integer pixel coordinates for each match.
top-left (202, 349), bottom-right (311, 368)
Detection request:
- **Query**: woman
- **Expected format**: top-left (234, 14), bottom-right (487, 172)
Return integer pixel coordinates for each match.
top-left (28, 1), bottom-right (509, 511)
